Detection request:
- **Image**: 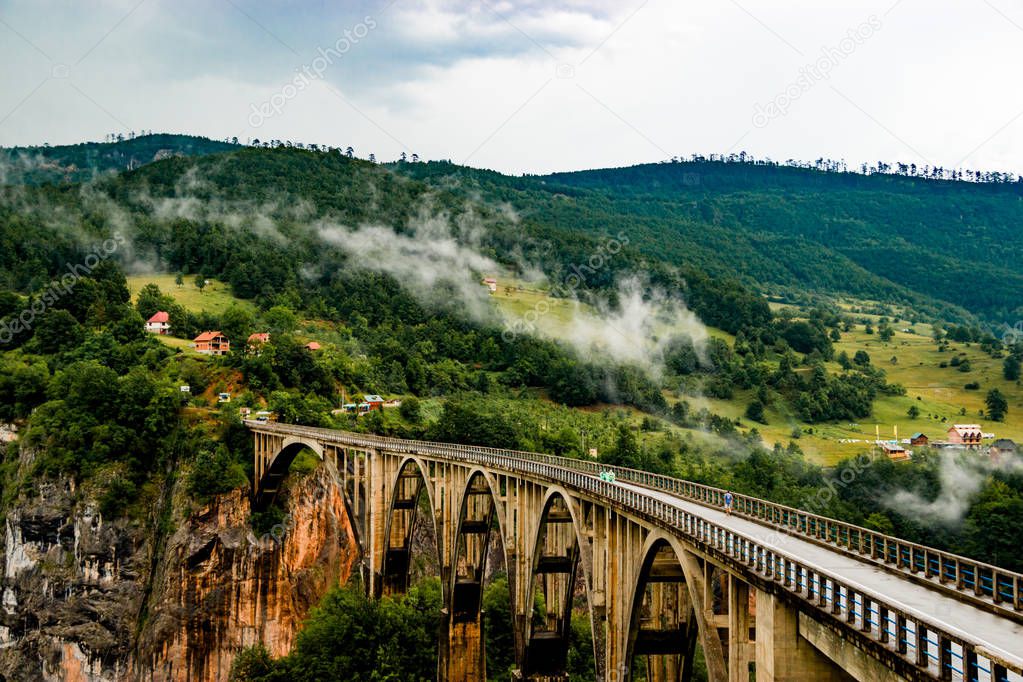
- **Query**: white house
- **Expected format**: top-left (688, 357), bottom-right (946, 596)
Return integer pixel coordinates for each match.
top-left (145, 311), bottom-right (171, 334)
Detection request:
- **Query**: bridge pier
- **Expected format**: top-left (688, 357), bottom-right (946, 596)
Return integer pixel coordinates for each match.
top-left (728, 576), bottom-right (754, 682)
top-left (754, 589), bottom-right (853, 682)
top-left (441, 611), bottom-right (487, 682)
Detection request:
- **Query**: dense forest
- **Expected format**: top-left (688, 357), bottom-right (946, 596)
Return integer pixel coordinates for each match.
top-left (397, 158), bottom-right (1023, 325)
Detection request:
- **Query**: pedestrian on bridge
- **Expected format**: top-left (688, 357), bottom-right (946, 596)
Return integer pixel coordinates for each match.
top-left (724, 490), bottom-right (733, 515)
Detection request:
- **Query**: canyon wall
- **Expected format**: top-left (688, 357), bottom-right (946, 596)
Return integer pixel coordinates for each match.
top-left (0, 462), bottom-right (358, 682)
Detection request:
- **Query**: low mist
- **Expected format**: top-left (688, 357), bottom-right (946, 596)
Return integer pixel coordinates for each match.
top-left (317, 209), bottom-right (501, 324)
top-left (888, 449), bottom-right (1023, 525)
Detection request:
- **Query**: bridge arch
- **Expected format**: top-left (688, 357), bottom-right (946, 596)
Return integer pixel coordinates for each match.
top-left (449, 468), bottom-right (510, 616)
top-left (442, 468), bottom-right (512, 680)
top-left (522, 486), bottom-right (599, 680)
top-left (381, 456), bottom-right (442, 597)
top-left (624, 532), bottom-right (709, 682)
top-left (254, 436), bottom-right (324, 510)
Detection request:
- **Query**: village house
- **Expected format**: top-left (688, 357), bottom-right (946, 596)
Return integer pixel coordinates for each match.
top-left (881, 442), bottom-right (910, 461)
top-left (248, 332), bottom-right (270, 345)
top-left (990, 438), bottom-right (1017, 462)
top-left (145, 311), bottom-right (171, 335)
top-left (363, 394), bottom-right (385, 411)
top-left (193, 331), bottom-right (230, 356)
top-left (247, 332), bottom-right (270, 355)
top-left (910, 432), bottom-right (929, 446)
top-left (946, 424), bottom-right (983, 447)
top-left (483, 277), bottom-right (497, 293)
top-left (305, 341), bottom-right (321, 351)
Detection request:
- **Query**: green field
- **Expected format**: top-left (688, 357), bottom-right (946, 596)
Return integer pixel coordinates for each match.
top-left (493, 287), bottom-right (1022, 465)
top-left (126, 274), bottom-right (256, 316)
top-left (489, 280), bottom-right (582, 337)
top-left (153, 335), bottom-right (201, 353)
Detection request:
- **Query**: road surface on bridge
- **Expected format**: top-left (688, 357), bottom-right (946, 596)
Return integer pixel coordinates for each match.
top-left (617, 480), bottom-right (1023, 670)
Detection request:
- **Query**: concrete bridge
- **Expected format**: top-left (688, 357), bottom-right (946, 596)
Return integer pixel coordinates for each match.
top-left (247, 420), bottom-right (1023, 682)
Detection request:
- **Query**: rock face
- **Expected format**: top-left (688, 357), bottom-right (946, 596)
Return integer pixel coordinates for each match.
top-left (0, 464), bottom-right (358, 682)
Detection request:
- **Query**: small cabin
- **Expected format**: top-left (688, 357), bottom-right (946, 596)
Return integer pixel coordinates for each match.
top-left (363, 394), bottom-right (385, 411)
top-left (305, 341), bottom-right (321, 351)
top-left (482, 277), bottom-right (497, 293)
top-left (145, 311), bottom-right (170, 335)
top-left (990, 439), bottom-right (1017, 462)
top-left (910, 432), bottom-right (929, 446)
top-left (881, 442), bottom-right (910, 461)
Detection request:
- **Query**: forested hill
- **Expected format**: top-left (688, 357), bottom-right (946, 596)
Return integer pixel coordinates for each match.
top-left (0, 146), bottom-right (769, 339)
top-left (545, 161), bottom-right (1023, 324)
top-left (4, 135), bottom-right (1023, 324)
top-left (400, 159), bottom-right (1023, 325)
top-left (0, 134), bottom-right (237, 185)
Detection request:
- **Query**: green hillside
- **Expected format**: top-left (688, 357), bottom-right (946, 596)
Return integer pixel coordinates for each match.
top-left (399, 159), bottom-right (1023, 325)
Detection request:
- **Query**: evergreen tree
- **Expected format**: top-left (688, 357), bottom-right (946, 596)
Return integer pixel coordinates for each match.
top-left (745, 399), bottom-right (767, 424)
top-left (1004, 355), bottom-right (1021, 381)
top-left (986, 389), bottom-right (1008, 421)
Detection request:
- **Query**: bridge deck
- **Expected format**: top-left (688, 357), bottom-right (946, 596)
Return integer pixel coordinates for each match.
top-left (621, 481), bottom-right (1023, 669)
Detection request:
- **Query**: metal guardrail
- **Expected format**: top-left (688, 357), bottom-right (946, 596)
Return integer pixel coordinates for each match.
top-left (247, 421), bottom-right (1023, 680)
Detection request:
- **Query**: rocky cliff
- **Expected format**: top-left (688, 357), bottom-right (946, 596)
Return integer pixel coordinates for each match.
top-left (0, 460), bottom-right (358, 682)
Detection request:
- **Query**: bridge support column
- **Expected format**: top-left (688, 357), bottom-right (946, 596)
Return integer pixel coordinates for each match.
top-left (728, 576), bottom-right (753, 682)
top-left (754, 590), bottom-right (852, 682)
top-left (604, 511), bottom-right (640, 682)
top-left (365, 449), bottom-right (390, 597)
top-left (441, 612), bottom-right (487, 682)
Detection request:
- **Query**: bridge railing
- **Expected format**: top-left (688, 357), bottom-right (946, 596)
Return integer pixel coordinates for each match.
top-left (252, 421), bottom-right (1023, 619)
top-left (247, 421), bottom-right (1023, 681)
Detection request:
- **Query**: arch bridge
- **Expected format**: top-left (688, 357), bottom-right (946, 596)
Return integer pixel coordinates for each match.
top-left (248, 420), bottom-right (1023, 682)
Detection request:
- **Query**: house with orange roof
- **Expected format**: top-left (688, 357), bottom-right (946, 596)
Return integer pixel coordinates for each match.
top-left (193, 331), bottom-right (230, 356)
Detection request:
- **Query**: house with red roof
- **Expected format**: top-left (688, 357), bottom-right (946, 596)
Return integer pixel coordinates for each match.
top-left (193, 331), bottom-right (230, 356)
top-left (305, 341), bottom-right (321, 351)
top-left (145, 311), bottom-right (171, 335)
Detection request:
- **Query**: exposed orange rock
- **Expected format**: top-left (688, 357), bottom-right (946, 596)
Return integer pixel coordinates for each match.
top-left (134, 464), bottom-right (358, 681)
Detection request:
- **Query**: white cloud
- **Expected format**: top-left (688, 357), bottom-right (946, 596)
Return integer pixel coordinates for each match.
top-left (0, 0), bottom-right (1021, 175)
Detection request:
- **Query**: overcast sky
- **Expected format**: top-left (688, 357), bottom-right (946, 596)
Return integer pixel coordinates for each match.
top-left (1, 0), bottom-right (1021, 175)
